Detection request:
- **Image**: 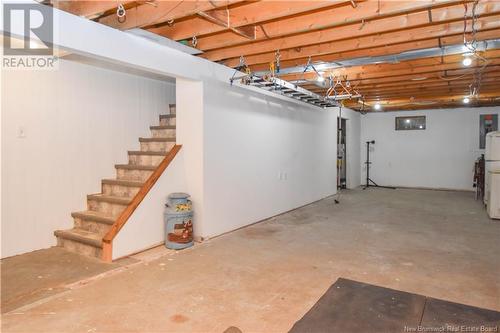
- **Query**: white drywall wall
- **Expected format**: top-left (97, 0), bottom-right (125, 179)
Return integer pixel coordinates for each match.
top-left (360, 106), bottom-right (500, 190)
top-left (175, 78), bottom-right (205, 238)
top-left (1, 59), bottom-right (175, 258)
top-left (203, 81), bottom-right (337, 238)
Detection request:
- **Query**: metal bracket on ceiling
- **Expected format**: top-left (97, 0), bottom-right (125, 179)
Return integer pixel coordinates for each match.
top-left (116, 4), bottom-right (126, 23)
top-left (325, 75), bottom-right (362, 101)
top-left (299, 56), bottom-right (322, 81)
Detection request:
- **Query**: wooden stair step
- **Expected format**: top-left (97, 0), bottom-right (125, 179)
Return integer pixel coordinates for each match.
top-left (71, 210), bottom-right (115, 225)
top-left (115, 164), bottom-right (157, 171)
top-left (139, 137), bottom-right (176, 143)
top-left (150, 125), bottom-right (176, 130)
top-left (102, 178), bottom-right (144, 187)
top-left (159, 114), bottom-right (176, 119)
top-left (128, 151), bottom-right (167, 156)
top-left (87, 193), bottom-right (132, 205)
top-left (54, 228), bottom-right (102, 248)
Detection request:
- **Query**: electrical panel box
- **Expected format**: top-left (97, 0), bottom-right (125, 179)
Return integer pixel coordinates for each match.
top-left (480, 115), bottom-right (498, 149)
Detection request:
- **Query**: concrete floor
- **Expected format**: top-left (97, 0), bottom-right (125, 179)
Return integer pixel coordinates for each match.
top-left (1, 188), bottom-right (499, 332)
top-left (1, 248), bottom-right (119, 313)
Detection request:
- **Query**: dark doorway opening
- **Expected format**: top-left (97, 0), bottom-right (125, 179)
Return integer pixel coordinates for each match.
top-left (337, 117), bottom-right (347, 189)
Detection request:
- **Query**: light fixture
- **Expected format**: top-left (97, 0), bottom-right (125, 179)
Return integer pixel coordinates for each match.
top-left (373, 103), bottom-right (381, 110)
top-left (405, 119), bottom-right (411, 124)
top-left (462, 55), bottom-right (473, 67)
top-left (463, 97), bottom-right (470, 104)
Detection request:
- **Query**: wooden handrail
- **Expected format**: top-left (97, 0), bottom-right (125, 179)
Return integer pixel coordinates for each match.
top-left (102, 144), bottom-right (182, 262)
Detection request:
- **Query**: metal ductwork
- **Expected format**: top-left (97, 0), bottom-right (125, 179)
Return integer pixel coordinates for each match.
top-left (255, 39), bottom-right (500, 77)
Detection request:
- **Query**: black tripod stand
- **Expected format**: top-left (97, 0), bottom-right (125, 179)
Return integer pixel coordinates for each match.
top-left (363, 140), bottom-right (396, 190)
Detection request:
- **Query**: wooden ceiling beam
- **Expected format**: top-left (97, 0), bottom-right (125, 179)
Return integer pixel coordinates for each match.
top-left (341, 72), bottom-right (500, 90)
top-left (362, 65), bottom-right (499, 84)
top-left (53, 1), bottom-right (135, 18)
top-left (194, 0), bottom-right (464, 51)
top-left (308, 78), bottom-right (500, 95)
top-left (300, 66), bottom-right (500, 93)
top-left (250, 39), bottom-right (441, 72)
top-left (148, 1), bottom-right (349, 41)
top-left (361, 82), bottom-right (500, 99)
top-left (98, 0), bottom-right (243, 30)
top-left (220, 14), bottom-right (500, 68)
top-left (204, 2), bottom-right (500, 62)
top-left (358, 85), bottom-right (500, 99)
top-left (343, 91), bottom-right (500, 110)
top-left (345, 99), bottom-right (500, 111)
top-left (196, 9), bottom-right (256, 40)
top-left (365, 92), bottom-right (500, 103)
top-left (370, 86), bottom-right (500, 98)
top-left (279, 56), bottom-right (500, 83)
top-left (304, 64), bottom-right (500, 86)
top-left (247, 28), bottom-right (500, 72)
top-left (302, 74), bottom-right (500, 93)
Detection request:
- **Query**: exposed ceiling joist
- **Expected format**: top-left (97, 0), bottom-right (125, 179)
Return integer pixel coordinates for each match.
top-left (356, 91), bottom-right (500, 103)
top-left (197, 0), bottom-right (468, 52)
top-left (213, 4), bottom-right (500, 65)
top-left (98, 0), bottom-right (243, 30)
top-left (196, 10), bottom-right (255, 40)
top-left (358, 82), bottom-right (500, 96)
top-left (280, 56), bottom-right (500, 83)
top-left (149, 1), bottom-right (349, 41)
top-left (255, 39), bottom-right (500, 77)
top-left (53, 1), bottom-right (135, 18)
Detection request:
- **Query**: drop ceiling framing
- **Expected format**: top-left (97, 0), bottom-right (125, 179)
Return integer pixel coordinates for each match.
top-left (55, 0), bottom-right (500, 112)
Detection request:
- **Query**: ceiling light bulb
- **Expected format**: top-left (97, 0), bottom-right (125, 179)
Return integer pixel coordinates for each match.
top-left (317, 75), bottom-right (325, 82)
top-left (463, 97), bottom-right (470, 104)
top-left (462, 56), bottom-right (472, 67)
top-left (374, 103), bottom-right (381, 110)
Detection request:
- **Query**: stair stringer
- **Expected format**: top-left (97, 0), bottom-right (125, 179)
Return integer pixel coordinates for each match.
top-left (111, 149), bottom-right (187, 260)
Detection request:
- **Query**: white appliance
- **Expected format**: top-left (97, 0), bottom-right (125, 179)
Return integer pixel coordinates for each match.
top-left (485, 132), bottom-right (500, 215)
top-left (488, 171), bottom-right (500, 219)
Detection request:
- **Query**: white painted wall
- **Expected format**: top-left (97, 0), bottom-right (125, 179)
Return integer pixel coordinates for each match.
top-left (1, 59), bottom-right (175, 258)
top-left (360, 107), bottom-right (500, 190)
top-left (203, 81), bottom-right (338, 238)
top-left (175, 78), bottom-right (205, 238)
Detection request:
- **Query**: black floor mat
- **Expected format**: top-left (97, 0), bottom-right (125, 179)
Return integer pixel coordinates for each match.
top-left (289, 278), bottom-right (500, 333)
top-left (421, 298), bottom-right (500, 328)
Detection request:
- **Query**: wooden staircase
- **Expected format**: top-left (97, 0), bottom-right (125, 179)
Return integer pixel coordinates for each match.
top-left (55, 104), bottom-right (177, 259)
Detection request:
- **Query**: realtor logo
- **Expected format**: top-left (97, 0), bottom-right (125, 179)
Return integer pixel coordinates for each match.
top-left (2, 3), bottom-right (57, 69)
top-left (3, 3), bottom-right (53, 55)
